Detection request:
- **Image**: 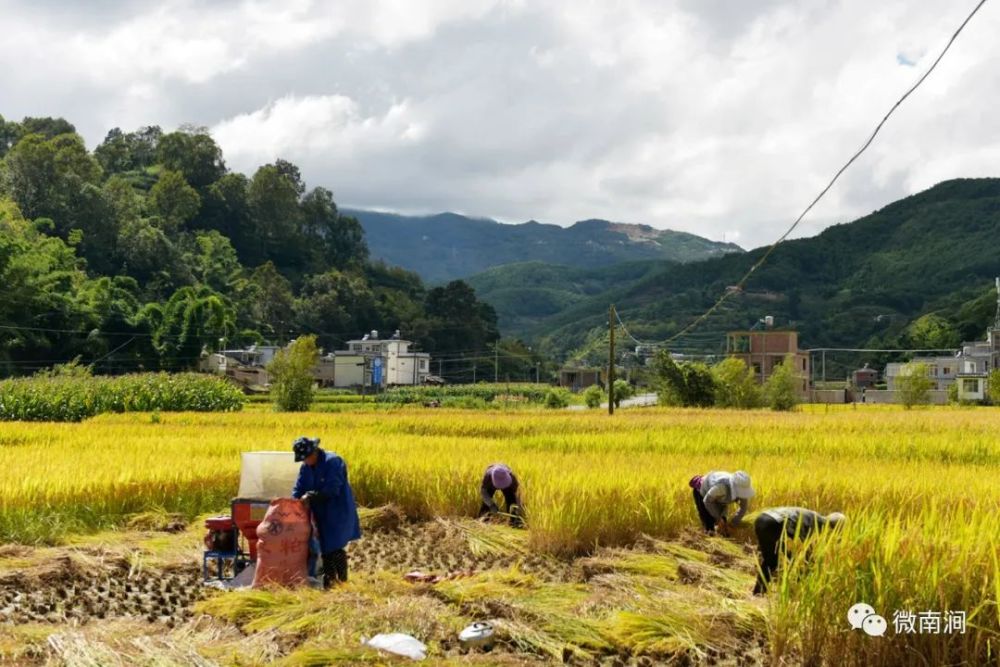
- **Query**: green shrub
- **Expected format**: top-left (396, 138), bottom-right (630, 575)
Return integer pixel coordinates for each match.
top-left (582, 385), bottom-right (604, 409)
top-left (268, 336), bottom-right (318, 412)
top-left (612, 379), bottom-right (634, 408)
top-left (0, 373), bottom-right (245, 422)
top-left (544, 388), bottom-right (571, 409)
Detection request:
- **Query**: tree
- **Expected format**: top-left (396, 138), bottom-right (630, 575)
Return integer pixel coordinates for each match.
top-left (0, 114), bottom-right (18, 158)
top-left (268, 335), bottom-right (318, 412)
top-left (248, 164), bottom-right (303, 271)
top-left (241, 261), bottom-right (295, 342)
top-left (896, 362), bottom-right (933, 409)
top-left (149, 170), bottom-right (200, 233)
top-left (763, 356), bottom-right (799, 411)
top-left (301, 186), bottom-right (368, 269)
top-left (156, 130), bottom-right (226, 188)
top-left (178, 231), bottom-right (243, 294)
top-left (95, 126), bottom-right (162, 175)
top-left (712, 357), bottom-right (762, 409)
top-left (139, 286), bottom-right (235, 369)
top-left (988, 369), bottom-right (1000, 406)
top-left (905, 314), bottom-right (960, 350)
top-left (294, 270), bottom-right (377, 349)
top-left (419, 281), bottom-right (500, 368)
top-left (652, 352), bottom-right (715, 407)
top-left (201, 172), bottom-right (253, 254)
top-left (0, 204), bottom-right (104, 371)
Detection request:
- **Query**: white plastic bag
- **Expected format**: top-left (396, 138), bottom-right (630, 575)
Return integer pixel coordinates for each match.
top-left (362, 633), bottom-right (427, 660)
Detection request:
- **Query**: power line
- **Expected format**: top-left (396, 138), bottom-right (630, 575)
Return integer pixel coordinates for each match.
top-left (618, 0), bottom-right (990, 347)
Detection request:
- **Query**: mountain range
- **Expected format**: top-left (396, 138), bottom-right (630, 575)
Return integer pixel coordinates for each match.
top-left (345, 209), bottom-right (742, 284)
top-left (504, 178), bottom-right (1000, 360)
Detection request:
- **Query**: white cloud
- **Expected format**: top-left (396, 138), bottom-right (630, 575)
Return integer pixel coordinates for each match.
top-left (0, 0), bottom-right (998, 249)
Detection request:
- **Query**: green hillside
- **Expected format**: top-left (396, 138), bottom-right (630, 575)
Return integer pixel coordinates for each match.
top-left (515, 178), bottom-right (1000, 360)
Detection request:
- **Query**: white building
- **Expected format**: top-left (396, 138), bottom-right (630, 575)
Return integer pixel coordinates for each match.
top-left (333, 330), bottom-right (430, 388)
top-left (955, 329), bottom-right (1000, 401)
top-left (885, 355), bottom-right (958, 391)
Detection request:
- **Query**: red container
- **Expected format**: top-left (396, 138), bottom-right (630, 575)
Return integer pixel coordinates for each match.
top-left (205, 515), bottom-right (235, 531)
top-left (231, 498), bottom-right (271, 561)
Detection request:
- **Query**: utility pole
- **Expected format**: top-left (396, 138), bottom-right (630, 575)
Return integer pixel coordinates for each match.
top-left (494, 343), bottom-right (499, 383)
top-left (535, 362), bottom-right (540, 384)
top-left (609, 304), bottom-right (616, 416)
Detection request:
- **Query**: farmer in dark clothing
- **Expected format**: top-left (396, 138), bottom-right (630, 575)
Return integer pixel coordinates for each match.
top-left (291, 437), bottom-right (361, 587)
top-left (478, 463), bottom-right (523, 526)
top-left (689, 470), bottom-right (755, 535)
top-left (753, 507), bottom-right (845, 595)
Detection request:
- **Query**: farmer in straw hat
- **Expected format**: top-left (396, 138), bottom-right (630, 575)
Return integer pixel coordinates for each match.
top-left (688, 470), bottom-right (755, 536)
top-left (752, 507), bottom-right (846, 594)
top-left (478, 463), bottom-right (524, 527)
top-left (291, 436), bottom-right (361, 587)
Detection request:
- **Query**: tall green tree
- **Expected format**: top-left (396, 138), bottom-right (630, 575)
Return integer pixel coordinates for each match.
top-left (149, 170), bottom-right (201, 233)
top-left (712, 357), bottom-right (762, 409)
top-left (897, 362), bottom-right (933, 409)
top-left (156, 129), bottom-right (225, 188)
top-left (763, 356), bottom-right (799, 411)
top-left (268, 335), bottom-right (318, 412)
top-left (248, 164), bottom-right (303, 271)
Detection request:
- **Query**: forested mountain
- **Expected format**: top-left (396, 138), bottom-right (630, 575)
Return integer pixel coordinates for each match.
top-left (0, 114), bottom-right (501, 378)
top-left (345, 208), bottom-right (743, 284)
top-left (519, 178), bottom-right (1000, 361)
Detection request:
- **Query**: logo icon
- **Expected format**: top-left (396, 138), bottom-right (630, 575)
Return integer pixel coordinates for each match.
top-left (848, 602), bottom-right (886, 637)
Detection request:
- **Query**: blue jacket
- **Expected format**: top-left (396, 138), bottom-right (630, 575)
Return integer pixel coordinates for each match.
top-left (292, 449), bottom-right (361, 552)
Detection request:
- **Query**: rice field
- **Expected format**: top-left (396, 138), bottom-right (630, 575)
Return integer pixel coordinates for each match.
top-left (2, 405), bottom-right (998, 664)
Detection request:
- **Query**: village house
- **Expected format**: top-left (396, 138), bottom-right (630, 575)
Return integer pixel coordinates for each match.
top-left (333, 330), bottom-right (431, 389)
top-left (725, 325), bottom-right (810, 397)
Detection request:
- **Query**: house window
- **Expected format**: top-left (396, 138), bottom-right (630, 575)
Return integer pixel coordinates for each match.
top-left (942, 367), bottom-right (951, 375)
top-left (801, 359), bottom-right (806, 371)
top-left (420, 360), bottom-right (428, 370)
top-left (731, 335), bottom-right (750, 353)
top-left (963, 379), bottom-right (980, 393)
top-left (752, 362), bottom-right (761, 376)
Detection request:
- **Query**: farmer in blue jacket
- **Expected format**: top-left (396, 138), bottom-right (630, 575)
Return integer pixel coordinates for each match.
top-left (291, 437), bottom-right (361, 587)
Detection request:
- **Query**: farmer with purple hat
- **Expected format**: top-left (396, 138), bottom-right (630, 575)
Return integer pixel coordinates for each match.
top-left (478, 463), bottom-right (524, 526)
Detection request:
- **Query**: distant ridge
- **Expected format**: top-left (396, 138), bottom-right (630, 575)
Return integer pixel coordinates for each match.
top-left (344, 208), bottom-right (743, 284)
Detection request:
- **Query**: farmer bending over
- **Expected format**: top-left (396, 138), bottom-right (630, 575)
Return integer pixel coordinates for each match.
top-left (478, 463), bottom-right (524, 527)
top-left (753, 507), bottom-right (845, 595)
top-left (291, 436), bottom-right (361, 587)
top-left (689, 470), bottom-right (755, 535)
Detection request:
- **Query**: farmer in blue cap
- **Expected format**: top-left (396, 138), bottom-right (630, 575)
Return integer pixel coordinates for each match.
top-left (478, 463), bottom-right (524, 526)
top-left (291, 436), bottom-right (361, 587)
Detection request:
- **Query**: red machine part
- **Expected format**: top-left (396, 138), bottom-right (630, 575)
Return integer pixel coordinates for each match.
top-left (203, 515), bottom-right (237, 552)
top-left (231, 499), bottom-right (271, 561)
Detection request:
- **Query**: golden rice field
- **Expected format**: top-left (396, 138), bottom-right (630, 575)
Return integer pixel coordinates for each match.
top-left (2, 404), bottom-right (999, 664)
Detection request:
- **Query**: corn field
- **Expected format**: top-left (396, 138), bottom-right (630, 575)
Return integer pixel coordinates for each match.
top-left (1, 405), bottom-right (997, 663)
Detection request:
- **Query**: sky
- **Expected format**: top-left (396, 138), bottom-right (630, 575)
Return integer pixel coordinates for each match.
top-left (0, 0), bottom-right (997, 249)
